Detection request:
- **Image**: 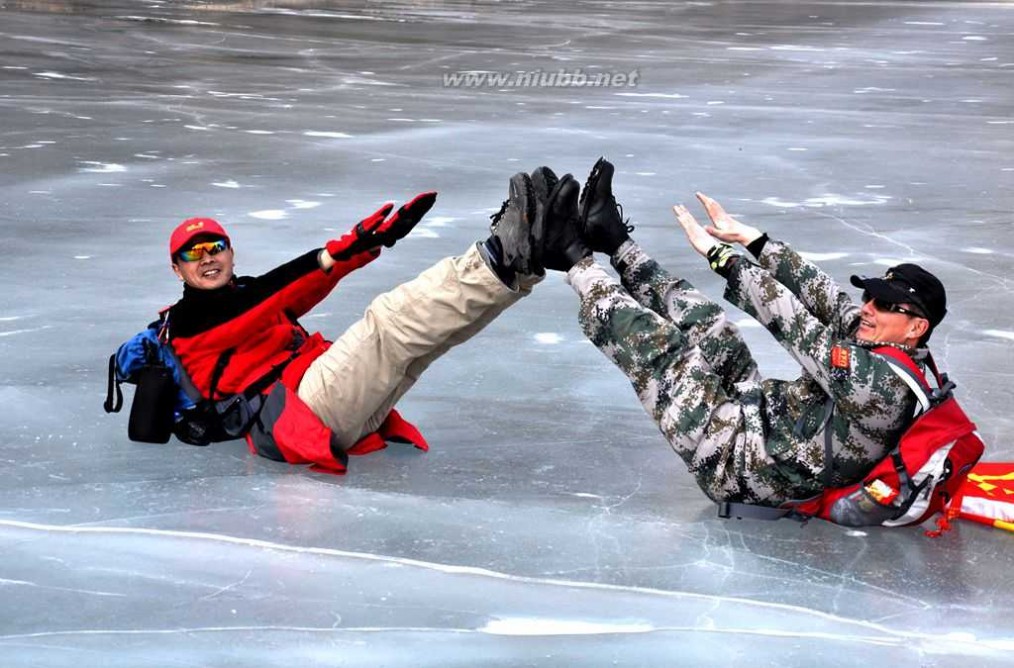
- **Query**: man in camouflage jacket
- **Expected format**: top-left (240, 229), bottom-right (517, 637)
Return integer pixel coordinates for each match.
top-left (535, 159), bottom-right (948, 506)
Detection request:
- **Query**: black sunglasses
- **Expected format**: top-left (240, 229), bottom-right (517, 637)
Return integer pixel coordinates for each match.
top-left (862, 291), bottom-right (926, 318)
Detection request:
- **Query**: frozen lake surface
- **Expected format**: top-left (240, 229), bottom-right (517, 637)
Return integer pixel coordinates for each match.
top-left (1, 1), bottom-right (1012, 665)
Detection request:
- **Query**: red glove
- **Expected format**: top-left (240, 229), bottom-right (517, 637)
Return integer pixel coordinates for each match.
top-left (326, 192), bottom-right (437, 261)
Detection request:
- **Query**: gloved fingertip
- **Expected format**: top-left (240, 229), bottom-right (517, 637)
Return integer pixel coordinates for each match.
top-left (372, 202), bottom-right (395, 218)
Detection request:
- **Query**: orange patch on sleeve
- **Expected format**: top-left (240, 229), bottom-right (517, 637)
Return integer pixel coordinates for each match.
top-left (831, 345), bottom-right (851, 369)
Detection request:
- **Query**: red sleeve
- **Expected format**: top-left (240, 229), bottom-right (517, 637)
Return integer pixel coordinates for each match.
top-left (284, 248), bottom-right (379, 319)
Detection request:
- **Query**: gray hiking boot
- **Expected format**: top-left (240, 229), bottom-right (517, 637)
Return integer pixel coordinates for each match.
top-left (579, 157), bottom-right (634, 256)
top-left (482, 172), bottom-right (540, 282)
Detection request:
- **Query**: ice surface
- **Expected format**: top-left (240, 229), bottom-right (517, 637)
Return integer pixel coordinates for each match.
top-left (1, 1), bottom-right (1013, 666)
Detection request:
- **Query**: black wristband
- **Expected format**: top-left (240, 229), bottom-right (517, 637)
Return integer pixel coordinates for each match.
top-left (745, 233), bottom-right (769, 259)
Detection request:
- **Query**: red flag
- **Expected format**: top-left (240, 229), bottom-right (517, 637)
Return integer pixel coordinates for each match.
top-left (951, 462), bottom-right (1014, 533)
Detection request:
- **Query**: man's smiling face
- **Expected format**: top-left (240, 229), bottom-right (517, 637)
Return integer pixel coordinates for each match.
top-left (172, 235), bottom-right (235, 290)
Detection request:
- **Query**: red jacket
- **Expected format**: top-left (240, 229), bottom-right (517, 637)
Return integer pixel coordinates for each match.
top-left (166, 248), bottom-right (426, 473)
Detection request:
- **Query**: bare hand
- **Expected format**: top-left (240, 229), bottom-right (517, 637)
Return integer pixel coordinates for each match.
top-left (695, 192), bottom-right (762, 246)
top-left (673, 204), bottom-right (716, 258)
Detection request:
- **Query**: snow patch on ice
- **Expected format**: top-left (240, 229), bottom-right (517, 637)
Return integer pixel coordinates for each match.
top-left (303, 131), bottom-right (352, 139)
top-left (760, 194), bottom-right (890, 208)
top-left (287, 200), bottom-right (321, 210)
top-left (799, 252), bottom-right (849, 262)
top-left (0, 325), bottom-right (52, 338)
top-left (212, 180), bottom-right (242, 189)
top-left (983, 330), bottom-right (1014, 342)
top-left (249, 210), bottom-right (288, 220)
top-left (534, 333), bottom-right (564, 345)
top-left (962, 247), bottom-right (993, 254)
top-left (116, 16), bottom-right (220, 26)
top-left (770, 45), bottom-right (824, 52)
top-left (421, 216), bottom-right (454, 228)
top-left (34, 71), bottom-right (94, 81)
top-left (78, 161), bottom-right (126, 174)
top-left (408, 227), bottom-right (439, 239)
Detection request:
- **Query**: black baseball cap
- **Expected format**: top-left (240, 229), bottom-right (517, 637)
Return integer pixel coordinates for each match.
top-left (850, 263), bottom-right (947, 328)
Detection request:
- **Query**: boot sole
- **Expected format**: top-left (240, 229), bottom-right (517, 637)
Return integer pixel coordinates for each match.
top-left (509, 172), bottom-right (538, 275)
top-left (579, 157), bottom-right (612, 222)
top-left (530, 167), bottom-right (558, 274)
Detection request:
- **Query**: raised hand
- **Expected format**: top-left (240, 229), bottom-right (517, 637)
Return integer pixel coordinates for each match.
top-left (695, 192), bottom-right (762, 247)
top-left (673, 203), bottom-right (717, 258)
top-left (371, 191), bottom-right (437, 248)
top-left (326, 202), bottom-right (394, 261)
top-left (326, 191), bottom-right (438, 261)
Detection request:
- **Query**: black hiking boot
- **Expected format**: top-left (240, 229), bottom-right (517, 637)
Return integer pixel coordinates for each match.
top-left (529, 165), bottom-right (559, 273)
top-left (540, 173), bottom-right (591, 272)
top-left (481, 172), bottom-right (540, 284)
top-left (579, 157), bottom-right (634, 256)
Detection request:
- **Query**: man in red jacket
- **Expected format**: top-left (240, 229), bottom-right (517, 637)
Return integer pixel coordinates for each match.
top-left (158, 173), bottom-right (543, 473)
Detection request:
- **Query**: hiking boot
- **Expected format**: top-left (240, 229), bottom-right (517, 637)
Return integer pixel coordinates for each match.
top-left (540, 174), bottom-right (591, 272)
top-left (529, 165), bottom-right (559, 273)
top-left (579, 157), bottom-right (634, 255)
top-left (482, 172), bottom-right (540, 283)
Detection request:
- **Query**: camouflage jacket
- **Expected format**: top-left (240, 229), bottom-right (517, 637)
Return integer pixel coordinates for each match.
top-left (724, 239), bottom-right (922, 496)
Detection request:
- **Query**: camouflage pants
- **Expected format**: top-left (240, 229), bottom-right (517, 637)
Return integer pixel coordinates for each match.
top-left (567, 242), bottom-right (785, 504)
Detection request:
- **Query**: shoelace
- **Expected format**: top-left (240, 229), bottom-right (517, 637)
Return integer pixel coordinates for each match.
top-left (489, 199), bottom-right (509, 229)
top-left (583, 166), bottom-right (635, 233)
top-left (616, 200), bottom-right (635, 234)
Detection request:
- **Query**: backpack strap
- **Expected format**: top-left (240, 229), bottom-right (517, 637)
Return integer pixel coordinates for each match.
top-left (162, 342), bottom-right (206, 404)
top-left (873, 346), bottom-right (935, 413)
top-left (104, 354), bottom-right (124, 413)
top-left (205, 348), bottom-right (236, 400)
top-left (718, 501), bottom-right (795, 521)
top-left (820, 397), bottom-right (836, 487)
top-left (718, 495), bottom-right (824, 522)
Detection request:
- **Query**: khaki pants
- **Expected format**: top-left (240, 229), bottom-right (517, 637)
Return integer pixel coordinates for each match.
top-left (297, 243), bottom-right (539, 448)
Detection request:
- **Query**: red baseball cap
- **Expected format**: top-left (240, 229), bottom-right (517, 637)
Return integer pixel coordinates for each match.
top-left (169, 217), bottom-right (231, 258)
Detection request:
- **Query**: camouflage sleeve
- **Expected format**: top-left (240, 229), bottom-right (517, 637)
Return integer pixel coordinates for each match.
top-left (755, 239), bottom-right (858, 331)
top-left (724, 259), bottom-right (869, 397)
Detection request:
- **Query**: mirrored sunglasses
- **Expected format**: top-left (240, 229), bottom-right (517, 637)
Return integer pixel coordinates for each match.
top-left (862, 291), bottom-right (925, 318)
top-left (177, 239), bottom-right (229, 263)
